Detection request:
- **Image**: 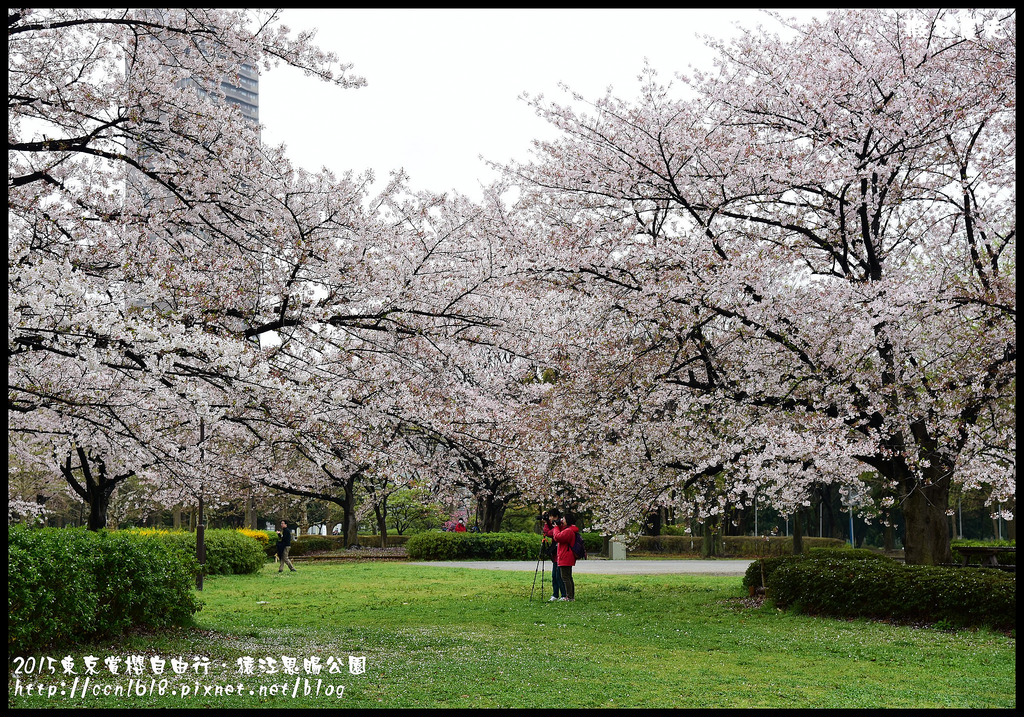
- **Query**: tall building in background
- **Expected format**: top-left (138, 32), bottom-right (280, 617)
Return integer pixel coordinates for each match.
top-left (124, 9), bottom-right (260, 315)
top-left (128, 9), bottom-right (259, 130)
top-left (219, 61), bottom-right (259, 127)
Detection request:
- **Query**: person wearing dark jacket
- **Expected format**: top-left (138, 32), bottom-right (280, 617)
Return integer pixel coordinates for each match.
top-left (276, 520), bottom-right (297, 573)
top-left (551, 515), bottom-right (580, 601)
top-left (542, 510), bottom-right (567, 601)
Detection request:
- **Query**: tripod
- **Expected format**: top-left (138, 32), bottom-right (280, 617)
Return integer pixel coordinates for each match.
top-left (530, 538), bottom-right (547, 602)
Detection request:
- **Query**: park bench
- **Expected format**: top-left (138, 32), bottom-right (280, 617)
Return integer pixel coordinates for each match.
top-left (949, 546), bottom-right (1015, 572)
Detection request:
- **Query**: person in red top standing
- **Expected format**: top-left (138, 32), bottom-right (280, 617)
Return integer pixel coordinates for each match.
top-left (541, 510), bottom-right (567, 601)
top-left (551, 514), bottom-right (580, 601)
top-left (454, 518), bottom-right (467, 532)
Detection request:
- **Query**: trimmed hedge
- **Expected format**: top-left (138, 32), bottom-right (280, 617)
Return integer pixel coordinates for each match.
top-left (8, 526), bottom-right (202, 654)
top-left (742, 548), bottom-right (892, 590)
top-left (202, 529), bottom-right (268, 574)
top-left (742, 548), bottom-right (1015, 630)
top-left (407, 532), bottom-right (540, 560)
top-left (288, 535), bottom-right (342, 556)
top-left (407, 531), bottom-right (604, 561)
top-left (132, 529), bottom-right (267, 575)
top-left (581, 532), bottom-right (603, 556)
top-left (636, 535), bottom-right (846, 557)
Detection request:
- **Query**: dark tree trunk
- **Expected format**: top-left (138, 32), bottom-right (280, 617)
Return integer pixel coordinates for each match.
top-left (341, 472), bottom-right (359, 547)
top-left (866, 433), bottom-right (954, 565)
top-left (643, 510), bottom-right (663, 536)
top-left (701, 520), bottom-right (722, 557)
top-left (476, 493), bottom-right (506, 533)
top-left (899, 465), bottom-right (953, 565)
top-left (59, 447), bottom-right (133, 531)
top-left (883, 523), bottom-right (895, 552)
top-left (792, 508), bottom-right (804, 555)
top-left (372, 502), bottom-right (389, 548)
top-left (863, 328), bottom-right (957, 565)
top-left (344, 510), bottom-right (359, 547)
top-left (245, 492), bottom-right (257, 530)
top-left (87, 486), bottom-right (113, 531)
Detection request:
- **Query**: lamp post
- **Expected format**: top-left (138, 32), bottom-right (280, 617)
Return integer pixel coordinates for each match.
top-left (196, 418), bottom-right (207, 591)
top-left (843, 489), bottom-right (865, 548)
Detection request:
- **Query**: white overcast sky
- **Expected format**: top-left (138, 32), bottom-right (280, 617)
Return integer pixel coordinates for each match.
top-left (259, 9), bottom-right (831, 200)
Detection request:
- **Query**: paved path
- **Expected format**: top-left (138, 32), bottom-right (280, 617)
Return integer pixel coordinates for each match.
top-left (408, 559), bottom-right (753, 575)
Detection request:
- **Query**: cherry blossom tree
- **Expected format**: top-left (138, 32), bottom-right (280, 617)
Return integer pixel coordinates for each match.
top-left (10, 9), bottom-right (352, 526)
top-left (244, 185), bottom-right (551, 535)
top-left (501, 9), bottom-right (1015, 564)
top-left (12, 8), bottom-right (1012, 567)
top-left (10, 9), bottom-right (502, 527)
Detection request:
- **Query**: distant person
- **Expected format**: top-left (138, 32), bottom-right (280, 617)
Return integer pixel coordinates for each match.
top-left (454, 518), bottom-right (467, 533)
top-left (542, 509), bottom-right (567, 601)
top-left (276, 520), bottom-right (297, 573)
top-left (551, 513), bottom-right (580, 601)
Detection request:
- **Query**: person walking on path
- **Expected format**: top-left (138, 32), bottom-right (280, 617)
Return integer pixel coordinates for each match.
top-left (277, 520), bottom-right (297, 573)
top-left (551, 514), bottom-right (580, 601)
top-left (542, 510), bottom-right (567, 601)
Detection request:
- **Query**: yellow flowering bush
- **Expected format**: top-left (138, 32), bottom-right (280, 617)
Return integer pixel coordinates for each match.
top-left (128, 527), bottom-right (180, 537)
top-left (122, 527), bottom-right (267, 574)
top-left (237, 527), bottom-right (271, 548)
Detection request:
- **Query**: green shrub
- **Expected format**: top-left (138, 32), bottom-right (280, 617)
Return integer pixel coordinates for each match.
top-left (8, 526), bottom-right (202, 654)
top-left (403, 531), bottom-right (612, 561)
top-left (405, 532), bottom-right (461, 560)
top-left (636, 535), bottom-right (703, 554)
top-left (125, 528), bottom-right (266, 575)
top-left (92, 531), bottom-right (203, 633)
top-left (581, 532), bottom-right (603, 556)
top-left (742, 555), bottom-right (805, 590)
top-left (730, 536), bottom-right (847, 557)
top-left (201, 529), bottom-right (268, 574)
top-left (261, 530), bottom-right (280, 556)
top-left (636, 535), bottom-right (846, 556)
top-left (289, 535), bottom-right (342, 556)
top-left (805, 546), bottom-right (890, 560)
top-left (406, 532), bottom-right (541, 561)
top-left (761, 554), bottom-right (1015, 630)
top-left (742, 548), bottom-right (894, 590)
top-left (475, 533), bottom-right (543, 560)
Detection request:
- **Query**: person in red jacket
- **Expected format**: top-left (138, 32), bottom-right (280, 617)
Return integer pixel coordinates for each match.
top-left (541, 510), bottom-right (567, 601)
top-left (551, 514), bottom-right (580, 601)
top-left (454, 518), bottom-right (467, 532)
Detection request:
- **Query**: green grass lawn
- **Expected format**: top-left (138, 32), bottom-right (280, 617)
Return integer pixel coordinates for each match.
top-left (8, 561), bottom-right (1016, 708)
